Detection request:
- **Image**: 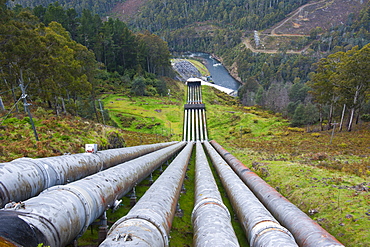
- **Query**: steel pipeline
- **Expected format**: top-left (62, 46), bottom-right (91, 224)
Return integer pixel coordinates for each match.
top-left (99, 142), bottom-right (193, 247)
top-left (203, 141), bottom-right (298, 247)
top-left (192, 141), bottom-right (239, 246)
top-left (0, 141), bottom-right (178, 208)
top-left (0, 142), bottom-right (186, 247)
top-left (210, 140), bottom-right (344, 247)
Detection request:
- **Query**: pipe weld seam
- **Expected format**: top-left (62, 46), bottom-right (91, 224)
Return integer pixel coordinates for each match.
top-left (108, 214), bottom-right (169, 246)
top-left (45, 185), bottom-right (93, 236)
top-left (250, 220), bottom-right (295, 246)
top-left (191, 198), bottom-right (230, 219)
top-left (17, 210), bottom-right (61, 246)
top-left (33, 160), bottom-right (60, 188)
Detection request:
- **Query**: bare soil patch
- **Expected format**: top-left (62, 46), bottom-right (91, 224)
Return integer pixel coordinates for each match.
top-left (109, 0), bottom-right (149, 21)
top-left (264, 0), bottom-right (367, 35)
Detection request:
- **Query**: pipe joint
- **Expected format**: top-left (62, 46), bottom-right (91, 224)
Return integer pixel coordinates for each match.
top-left (108, 214), bottom-right (169, 246)
top-left (45, 185), bottom-right (94, 237)
top-left (192, 197), bottom-right (230, 220)
top-left (250, 220), bottom-right (295, 246)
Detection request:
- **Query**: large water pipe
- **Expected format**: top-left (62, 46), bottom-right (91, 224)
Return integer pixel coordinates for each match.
top-left (210, 140), bottom-right (345, 247)
top-left (0, 141), bottom-right (177, 208)
top-left (0, 141), bottom-right (178, 208)
top-left (99, 142), bottom-right (194, 247)
top-left (203, 141), bottom-right (298, 247)
top-left (195, 109), bottom-right (199, 141)
top-left (202, 109), bottom-right (208, 140)
top-left (183, 109), bottom-right (188, 141)
top-left (0, 142), bottom-right (186, 247)
top-left (192, 109), bottom-right (195, 141)
top-left (187, 109), bottom-right (191, 142)
top-left (192, 142), bottom-right (239, 246)
top-left (198, 109), bottom-right (204, 141)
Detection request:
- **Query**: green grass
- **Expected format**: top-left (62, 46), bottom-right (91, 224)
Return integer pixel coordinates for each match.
top-left (2, 78), bottom-right (369, 246)
top-left (187, 59), bottom-right (209, 76)
top-left (78, 82), bottom-right (369, 247)
top-left (248, 161), bottom-right (370, 247)
top-left (101, 87), bottom-right (185, 141)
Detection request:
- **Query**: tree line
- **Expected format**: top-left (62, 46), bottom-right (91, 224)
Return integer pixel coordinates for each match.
top-left (233, 47), bottom-right (369, 131)
top-left (309, 44), bottom-right (370, 131)
top-left (8, 0), bottom-right (119, 16)
top-left (130, 0), bottom-right (309, 33)
top-left (0, 1), bottom-right (172, 122)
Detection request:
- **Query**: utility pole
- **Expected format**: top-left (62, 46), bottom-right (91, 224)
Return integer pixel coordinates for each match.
top-left (98, 99), bottom-right (105, 125)
top-left (0, 96), bottom-right (5, 112)
top-left (19, 77), bottom-right (39, 141)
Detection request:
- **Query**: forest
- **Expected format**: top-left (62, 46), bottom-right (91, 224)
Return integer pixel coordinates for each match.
top-left (121, 0), bottom-right (370, 130)
top-left (0, 0), bottom-right (171, 122)
top-left (1, 0), bottom-right (370, 130)
top-left (7, 0), bottom-right (120, 15)
top-left (231, 4), bottom-right (370, 130)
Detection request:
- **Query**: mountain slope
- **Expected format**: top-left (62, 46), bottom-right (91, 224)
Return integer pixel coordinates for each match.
top-left (109, 0), bottom-right (149, 21)
top-left (264, 0), bottom-right (367, 35)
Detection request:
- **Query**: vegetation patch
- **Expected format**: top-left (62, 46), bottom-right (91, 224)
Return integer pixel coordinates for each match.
top-left (102, 87), bottom-right (185, 141)
top-left (1, 81), bottom-right (369, 246)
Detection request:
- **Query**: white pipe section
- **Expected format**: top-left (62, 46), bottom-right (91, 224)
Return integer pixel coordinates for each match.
top-left (0, 142), bottom-right (186, 247)
top-left (187, 109), bottom-right (192, 142)
top-left (195, 109), bottom-right (199, 141)
top-left (183, 109), bottom-right (188, 141)
top-left (203, 142), bottom-right (298, 247)
top-left (99, 142), bottom-right (194, 247)
top-left (202, 109), bottom-right (208, 140)
top-left (191, 109), bottom-right (195, 141)
top-left (199, 109), bottom-right (204, 141)
top-left (192, 142), bottom-right (239, 247)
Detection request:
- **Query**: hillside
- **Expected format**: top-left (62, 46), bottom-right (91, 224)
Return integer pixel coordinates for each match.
top-left (109, 0), bottom-right (149, 21)
top-left (0, 109), bottom-right (168, 163)
top-left (264, 0), bottom-right (366, 35)
top-left (245, 0), bottom-right (368, 53)
top-left (1, 2), bottom-right (369, 245)
top-left (86, 85), bottom-right (369, 246)
top-left (1, 80), bottom-right (369, 246)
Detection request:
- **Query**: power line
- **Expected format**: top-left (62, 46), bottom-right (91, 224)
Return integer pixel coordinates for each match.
top-left (19, 80), bottom-right (39, 141)
top-left (0, 95), bottom-right (23, 125)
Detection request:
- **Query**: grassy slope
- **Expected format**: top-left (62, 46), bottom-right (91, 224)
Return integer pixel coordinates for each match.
top-left (203, 89), bottom-right (369, 247)
top-left (1, 78), bottom-right (369, 246)
top-left (92, 81), bottom-right (369, 246)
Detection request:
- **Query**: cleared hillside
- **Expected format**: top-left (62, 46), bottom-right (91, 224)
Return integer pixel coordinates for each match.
top-left (264, 0), bottom-right (367, 36)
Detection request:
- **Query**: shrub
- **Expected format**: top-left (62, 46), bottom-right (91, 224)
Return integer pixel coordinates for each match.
top-left (360, 114), bottom-right (370, 122)
top-left (287, 127), bottom-right (305, 132)
top-left (60, 135), bottom-right (70, 141)
top-left (311, 133), bottom-right (321, 138)
top-left (3, 117), bottom-right (19, 124)
top-left (21, 117), bottom-right (31, 124)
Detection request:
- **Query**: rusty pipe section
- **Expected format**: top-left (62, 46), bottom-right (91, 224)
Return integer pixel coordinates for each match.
top-left (192, 141), bottom-right (239, 247)
top-left (210, 140), bottom-right (344, 247)
top-left (99, 142), bottom-right (194, 247)
top-left (203, 141), bottom-right (298, 247)
top-left (0, 141), bottom-right (177, 208)
top-left (0, 142), bottom-right (186, 247)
